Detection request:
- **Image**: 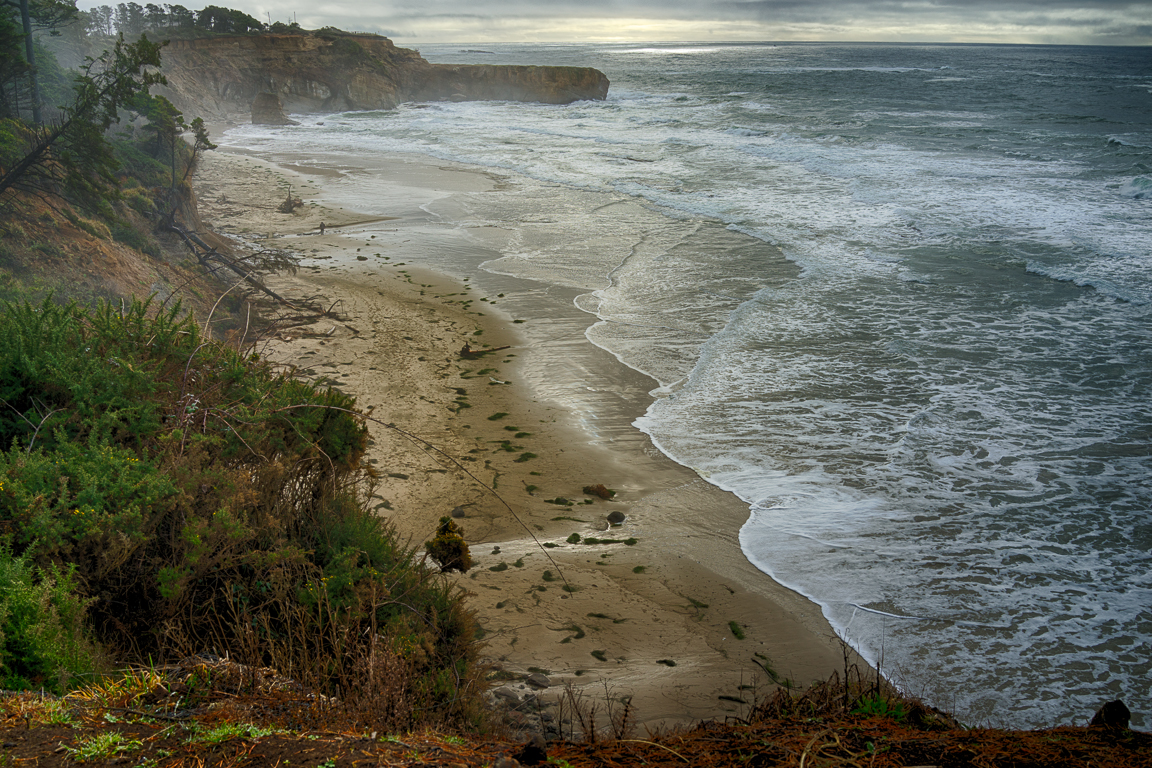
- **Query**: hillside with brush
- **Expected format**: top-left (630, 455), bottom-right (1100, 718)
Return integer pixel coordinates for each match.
top-left (2, 0), bottom-right (489, 738)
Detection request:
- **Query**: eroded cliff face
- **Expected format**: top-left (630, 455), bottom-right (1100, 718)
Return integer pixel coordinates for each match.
top-left (156, 33), bottom-right (609, 121)
top-left (157, 34), bottom-right (417, 119)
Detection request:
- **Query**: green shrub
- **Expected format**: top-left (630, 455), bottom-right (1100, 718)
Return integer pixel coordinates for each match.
top-left (85, 220), bottom-right (113, 240)
top-left (0, 547), bottom-right (104, 693)
top-left (330, 36), bottom-right (363, 56)
top-left (30, 241), bottom-right (64, 257)
top-left (0, 119), bottom-right (31, 170)
top-left (110, 220), bottom-right (159, 256)
top-left (0, 440), bottom-right (177, 566)
top-left (425, 516), bottom-right (472, 573)
top-left (70, 213), bottom-right (112, 240)
top-left (0, 298), bottom-right (481, 729)
top-left (852, 693), bottom-right (909, 723)
top-left (0, 221), bottom-right (26, 241)
top-left (112, 141), bottom-right (170, 190)
top-left (120, 186), bottom-right (156, 215)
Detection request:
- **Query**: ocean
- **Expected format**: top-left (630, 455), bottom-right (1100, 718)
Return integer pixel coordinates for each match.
top-left (220, 42), bottom-right (1152, 728)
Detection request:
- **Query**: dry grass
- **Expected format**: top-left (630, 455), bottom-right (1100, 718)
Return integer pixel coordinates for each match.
top-left (3, 664), bottom-right (1149, 768)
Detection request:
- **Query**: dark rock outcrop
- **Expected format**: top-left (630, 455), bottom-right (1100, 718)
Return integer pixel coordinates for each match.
top-left (1090, 699), bottom-right (1131, 730)
top-left (524, 673), bottom-right (551, 689)
top-left (512, 733), bottom-right (548, 766)
top-left (157, 32), bottom-right (609, 122)
top-left (408, 64), bottom-right (609, 105)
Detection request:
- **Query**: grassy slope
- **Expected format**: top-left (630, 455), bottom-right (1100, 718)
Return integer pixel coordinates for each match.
top-left (0, 186), bottom-right (247, 331)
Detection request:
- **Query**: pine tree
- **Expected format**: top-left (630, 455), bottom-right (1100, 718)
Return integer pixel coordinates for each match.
top-left (0, 0), bottom-right (77, 122)
top-left (0, 33), bottom-right (165, 206)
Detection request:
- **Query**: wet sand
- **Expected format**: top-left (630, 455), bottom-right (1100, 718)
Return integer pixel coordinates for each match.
top-left (192, 148), bottom-right (848, 732)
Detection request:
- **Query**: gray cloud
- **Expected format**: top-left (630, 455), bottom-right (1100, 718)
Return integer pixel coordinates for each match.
top-left (76, 0), bottom-right (1152, 44)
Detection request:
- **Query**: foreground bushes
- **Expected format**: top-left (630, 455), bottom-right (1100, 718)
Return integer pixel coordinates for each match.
top-left (0, 549), bottom-right (103, 692)
top-left (0, 298), bottom-right (482, 728)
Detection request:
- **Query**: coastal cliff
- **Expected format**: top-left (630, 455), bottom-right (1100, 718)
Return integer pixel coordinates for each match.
top-left (156, 32), bottom-right (609, 120)
top-left (408, 63), bottom-right (611, 105)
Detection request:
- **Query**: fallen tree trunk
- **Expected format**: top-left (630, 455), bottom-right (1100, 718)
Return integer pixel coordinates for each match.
top-left (161, 212), bottom-right (298, 307)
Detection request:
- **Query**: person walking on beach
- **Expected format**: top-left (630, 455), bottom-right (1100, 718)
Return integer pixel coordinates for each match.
top-left (319, 222), bottom-right (326, 235)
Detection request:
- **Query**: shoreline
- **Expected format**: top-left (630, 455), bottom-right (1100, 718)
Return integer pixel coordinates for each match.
top-left (192, 146), bottom-right (848, 731)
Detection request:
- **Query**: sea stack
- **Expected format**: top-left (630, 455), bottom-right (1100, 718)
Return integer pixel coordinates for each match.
top-left (251, 92), bottom-right (299, 125)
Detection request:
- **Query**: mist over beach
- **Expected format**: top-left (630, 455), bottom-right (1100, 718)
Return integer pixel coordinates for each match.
top-left (217, 42), bottom-right (1152, 728)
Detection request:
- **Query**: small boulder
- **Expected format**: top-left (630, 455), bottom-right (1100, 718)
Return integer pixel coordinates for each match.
top-left (1089, 699), bottom-right (1131, 729)
top-left (513, 733), bottom-right (548, 766)
top-left (494, 686), bottom-right (520, 703)
top-left (607, 510), bottom-right (626, 524)
top-left (525, 672), bottom-right (551, 689)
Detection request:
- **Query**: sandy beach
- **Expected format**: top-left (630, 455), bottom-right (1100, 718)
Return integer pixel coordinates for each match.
top-left (191, 147), bottom-right (849, 732)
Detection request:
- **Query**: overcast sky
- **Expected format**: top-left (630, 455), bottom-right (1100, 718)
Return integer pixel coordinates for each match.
top-left (75, 0), bottom-right (1152, 45)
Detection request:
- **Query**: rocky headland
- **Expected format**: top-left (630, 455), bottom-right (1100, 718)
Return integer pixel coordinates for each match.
top-left (156, 31), bottom-right (610, 121)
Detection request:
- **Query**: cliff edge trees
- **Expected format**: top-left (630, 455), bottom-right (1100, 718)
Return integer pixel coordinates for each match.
top-left (0, 33), bottom-right (164, 204)
top-left (0, 0), bottom-right (77, 122)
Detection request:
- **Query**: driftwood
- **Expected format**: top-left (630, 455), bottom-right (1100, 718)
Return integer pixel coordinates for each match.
top-left (459, 344), bottom-right (511, 359)
top-left (277, 185), bottom-right (304, 213)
